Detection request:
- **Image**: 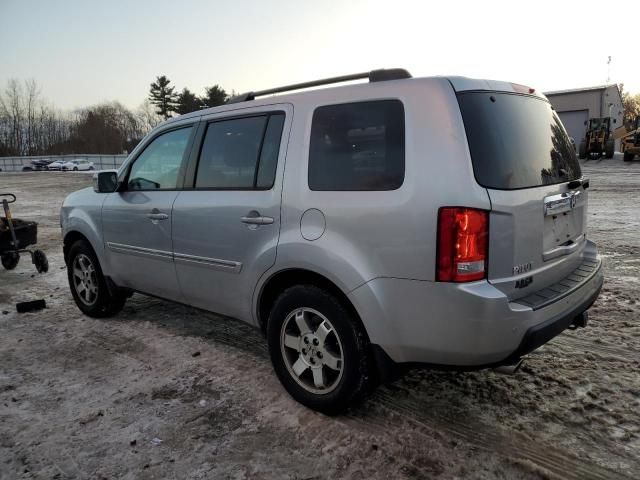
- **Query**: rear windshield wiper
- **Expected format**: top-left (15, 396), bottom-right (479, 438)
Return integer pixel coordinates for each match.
top-left (568, 177), bottom-right (589, 190)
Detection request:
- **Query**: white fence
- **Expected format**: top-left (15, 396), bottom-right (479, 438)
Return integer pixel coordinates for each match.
top-left (0, 154), bottom-right (128, 172)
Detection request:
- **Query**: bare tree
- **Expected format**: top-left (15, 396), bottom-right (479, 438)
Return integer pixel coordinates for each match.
top-left (0, 79), bottom-right (24, 154)
top-left (136, 99), bottom-right (163, 132)
top-left (24, 79), bottom-right (40, 155)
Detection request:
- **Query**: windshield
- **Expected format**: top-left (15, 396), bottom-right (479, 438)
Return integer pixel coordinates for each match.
top-left (589, 118), bottom-right (608, 130)
top-left (457, 92), bottom-right (581, 190)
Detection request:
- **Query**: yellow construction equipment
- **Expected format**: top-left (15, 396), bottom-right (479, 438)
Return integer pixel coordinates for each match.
top-left (616, 117), bottom-right (640, 162)
top-left (579, 117), bottom-right (616, 159)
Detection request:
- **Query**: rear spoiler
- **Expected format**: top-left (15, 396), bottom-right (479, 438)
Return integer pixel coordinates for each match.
top-left (447, 76), bottom-right (546, 100)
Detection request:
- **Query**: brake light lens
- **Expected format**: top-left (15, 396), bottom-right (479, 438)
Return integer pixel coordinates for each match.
top-left (437, 207), bottom-right (489, 282)
top-left (511, 83), bottom-right (535, 94)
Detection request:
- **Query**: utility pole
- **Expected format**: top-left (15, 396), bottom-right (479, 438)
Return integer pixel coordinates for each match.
top-left (607, 56), bottom-right (612, 84)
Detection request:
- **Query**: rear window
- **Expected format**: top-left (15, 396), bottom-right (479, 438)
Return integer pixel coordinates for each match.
top-left (457, 92), bottom-right (581, 190)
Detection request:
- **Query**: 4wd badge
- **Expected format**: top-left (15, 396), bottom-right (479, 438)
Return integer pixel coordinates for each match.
top-left (515, 276), bottom-right (533, 289)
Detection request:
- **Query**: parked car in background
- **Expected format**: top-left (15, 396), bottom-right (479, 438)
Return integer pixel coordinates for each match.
top-left (47, 160), bottom-right (66, 171)
top-left (31, 158), bottom-right (55, 171)
top-left (61, 159), bottom-right (94, 171)
top-left (61, 69), bottom-right (602, 414)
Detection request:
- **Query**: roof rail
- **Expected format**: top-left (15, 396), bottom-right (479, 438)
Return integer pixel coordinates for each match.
top-left (226, 68), bottom-right (411, 104)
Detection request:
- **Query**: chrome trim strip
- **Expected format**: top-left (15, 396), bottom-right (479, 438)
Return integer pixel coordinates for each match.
top-left (173, 252), bottom-right (242, 273)
top-left (107, 242), bottom-right (174, 262)
top-left (544, 191), bottom-right (581, 216)
top-left (106, 242), bottom-right (243, 273)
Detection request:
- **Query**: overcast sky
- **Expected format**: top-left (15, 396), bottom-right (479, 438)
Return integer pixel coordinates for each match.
top-left (1, 0), bottom-right (638, 111)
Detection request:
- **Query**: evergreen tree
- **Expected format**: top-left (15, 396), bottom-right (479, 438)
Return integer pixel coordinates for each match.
top-left (201, 85), bottom-right (228, 108)
top-left (148, 75), bottom-right (177, 119)
top-left (176, 87), bottom-right (203, 115)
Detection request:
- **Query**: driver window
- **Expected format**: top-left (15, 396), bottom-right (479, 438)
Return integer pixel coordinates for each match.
top-left (128, 127), bottom-right (192, 190)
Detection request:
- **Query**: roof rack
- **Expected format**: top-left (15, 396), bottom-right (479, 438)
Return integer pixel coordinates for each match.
top-left (226, 68), bottom-right (411, 104)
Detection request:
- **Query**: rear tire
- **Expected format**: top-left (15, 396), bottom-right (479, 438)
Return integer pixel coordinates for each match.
top-left (1, 252), bottom-right (19, 270)
top-left (73, 167), bottom-right (78, 171)
top-left (266, 285), bottom-right (374, 415)
top-left (623, 151), bottom-right (634, 162)
top-left (578, 141), bottom-right (587, 159)
top-left (66, 239), bottom-right (126, 317)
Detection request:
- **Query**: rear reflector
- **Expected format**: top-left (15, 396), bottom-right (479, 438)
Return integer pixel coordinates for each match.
top-left (437, 207), bottom-right (489, 282)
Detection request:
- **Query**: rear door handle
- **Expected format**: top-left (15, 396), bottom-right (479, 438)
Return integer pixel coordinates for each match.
top-left (241, 211), bottom-right (274, 225)
top-left (147, 213), bottom-right (169, 220)
top-left (147, 208), bottom-right (169, 221)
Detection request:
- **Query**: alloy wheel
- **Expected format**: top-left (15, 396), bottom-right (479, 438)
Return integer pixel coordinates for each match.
top-left (72, 253), bottom-right (98, 305)
top-left (280, 307), bottom-right (344, 394)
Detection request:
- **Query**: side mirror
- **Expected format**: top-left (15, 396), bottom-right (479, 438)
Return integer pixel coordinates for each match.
top-left (584, 121), bottom-right (587, 125)
top-left (93, 170), bottom-right (119, 193)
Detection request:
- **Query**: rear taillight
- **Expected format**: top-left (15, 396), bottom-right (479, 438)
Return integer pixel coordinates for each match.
top-left (436, 207), bottom-right (489, 282)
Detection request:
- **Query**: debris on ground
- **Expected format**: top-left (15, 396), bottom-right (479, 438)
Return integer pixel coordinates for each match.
top-left (15, 299), bottom-right (46, 313)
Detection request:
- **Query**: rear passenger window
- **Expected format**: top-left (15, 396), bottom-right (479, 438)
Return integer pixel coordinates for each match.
top-left (257, 114), bottom-right (285, 188)
top-left (195, 113), bottom-right (285, 189)
top-left (309, 100), bottom-right (405, 191)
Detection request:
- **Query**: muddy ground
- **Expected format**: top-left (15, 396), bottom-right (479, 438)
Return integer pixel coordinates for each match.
top-left (1, 157), bottom-right (639, 480)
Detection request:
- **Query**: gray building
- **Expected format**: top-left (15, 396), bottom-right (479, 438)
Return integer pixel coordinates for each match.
top-left (544, 85), bottom-right (624, 150)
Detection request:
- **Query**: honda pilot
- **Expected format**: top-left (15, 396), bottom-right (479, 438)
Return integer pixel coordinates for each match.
top-left (60, 69), bottom-right (603, 413)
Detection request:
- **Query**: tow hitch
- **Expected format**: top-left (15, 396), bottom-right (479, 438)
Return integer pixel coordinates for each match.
top-left (569, 311), bottom-right (588, 330)
top-left (493, 358), bottom-right (524, 375)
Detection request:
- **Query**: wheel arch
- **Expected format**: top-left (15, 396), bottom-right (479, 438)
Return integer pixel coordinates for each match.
top-left (256, 268), bottom-right (367, 339)
top-left (63, 230), bottom-right (99, 266)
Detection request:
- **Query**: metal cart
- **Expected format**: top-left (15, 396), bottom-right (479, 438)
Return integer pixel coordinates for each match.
top-left (1, 193), bottom-right (48, 273)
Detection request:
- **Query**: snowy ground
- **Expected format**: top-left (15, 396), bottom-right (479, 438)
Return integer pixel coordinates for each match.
top-left (1, 157), bottom-right (639, 480)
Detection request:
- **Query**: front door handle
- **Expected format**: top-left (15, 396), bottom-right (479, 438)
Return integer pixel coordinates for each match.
top-left (241, 211), bottom-right (274, 225)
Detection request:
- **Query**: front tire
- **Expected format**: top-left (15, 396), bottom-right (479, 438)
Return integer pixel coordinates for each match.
top-left (624, 151), bottom-right (634, 162)
top-left (267, 285), bottom-right (374, 414)
top-left (67, 239), bottom-right (126, 317)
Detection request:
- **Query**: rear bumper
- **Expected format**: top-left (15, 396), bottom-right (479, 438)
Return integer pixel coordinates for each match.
top-left (500, 276), bottom-right (600, 365)
top-left (348, 241), bottom-right (603, 366)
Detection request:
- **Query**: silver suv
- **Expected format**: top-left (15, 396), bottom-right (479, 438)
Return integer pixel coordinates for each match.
top-left (61, 69), bottom-right (603, 413)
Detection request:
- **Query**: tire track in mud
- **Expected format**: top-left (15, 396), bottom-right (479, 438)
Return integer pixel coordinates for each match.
top-left (348, 390), bottom-right (633, 480)
top-left (552, 336), bottom-right (637, 363)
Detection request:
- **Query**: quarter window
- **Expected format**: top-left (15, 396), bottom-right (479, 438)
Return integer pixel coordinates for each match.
top-left (128, 127), bottom-right (192, 190)
top-left (195, 113), bottom-right (285, 189)
top-left (308, 100), bottom-right (405, 191)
